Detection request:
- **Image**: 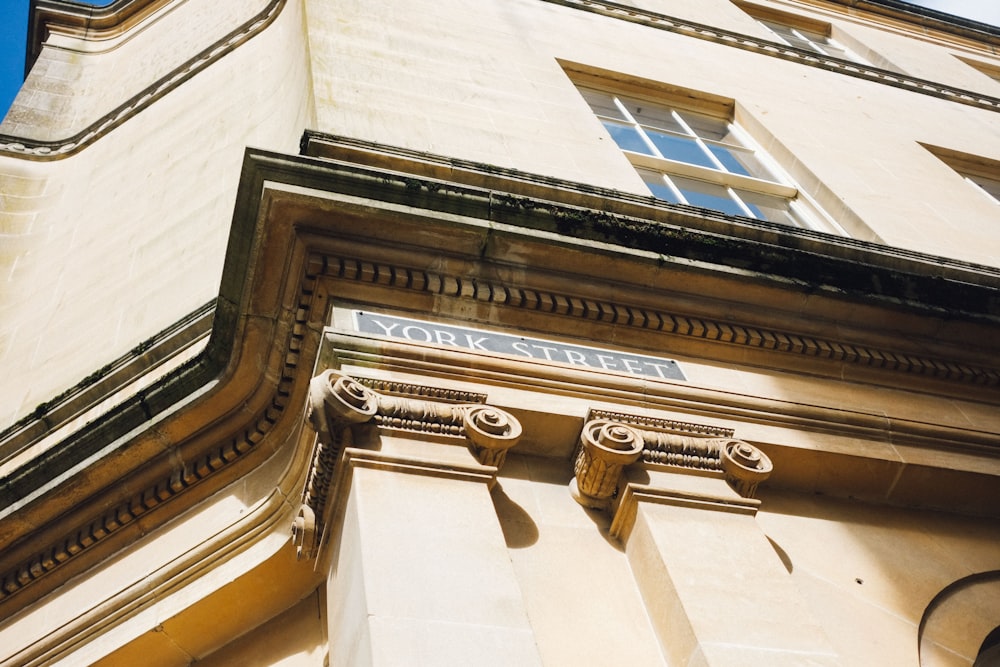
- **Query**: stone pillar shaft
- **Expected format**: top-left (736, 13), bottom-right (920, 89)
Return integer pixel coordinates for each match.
top-left (616, 477), bottom-right (840, 667)
top-left (325, 453), bottom-right (541, 666)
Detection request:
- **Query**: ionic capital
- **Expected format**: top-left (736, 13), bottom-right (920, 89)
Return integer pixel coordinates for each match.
top-left (464, 405), bottom-right (522, 468)
top-left (719, 439), bottom-right (773, 498)
top-left (307, 370), bottom-right (378, 443)
top-left (296, 373), bottom-right (524, 560)
top-left (572, 420), bottom-right (644, 510)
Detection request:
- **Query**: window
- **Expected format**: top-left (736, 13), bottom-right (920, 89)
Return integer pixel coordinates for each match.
top-left (956, 56), bottom-right (1000, 89)
top-left (925, 145), bottom-right (1000, 206)
top-left (966, 172), bottom-right (1000, 204)
top-left (580, 87), bottom-right (836, 231)
top-left (757, 18), bottom-right (869, 65)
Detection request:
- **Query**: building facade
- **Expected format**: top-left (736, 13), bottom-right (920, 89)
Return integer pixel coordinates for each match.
top-left (1, 0), bottom-right (1000, 664)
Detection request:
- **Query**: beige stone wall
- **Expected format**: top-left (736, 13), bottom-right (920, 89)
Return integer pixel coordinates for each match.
top-left (1, 0), bottom-right (1000, 664)
top-left (0, 0), bottom-right (314, 429)
top-left (757, 490), bottom-right (1000, 665)
top-left (3, 0), bottom-right (1000, 425)
top-left (1, 0), bottom-right (277, 141)
top-left (494, 454), bottom-right (666, 665)
top-left (306, 0), bottom-right (1000, 265)
top-left (195, 593), bottom-right (327, 667)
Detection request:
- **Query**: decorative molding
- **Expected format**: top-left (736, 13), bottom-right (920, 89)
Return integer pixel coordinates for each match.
top-left (306, 370), bottom-right (379, 444)
top-left (372, 394), bottom-right (472, 437)
top-left (0, 301), bottom-right (213, 463)
top-left (0, 255), bottom-right (322, 605)
top-left (1, 484), bottom-right (305, 667)
top-left (355, 378), bottom-right (487, 404)
top-left (572, 419), bottom-right (645, 509)
top-left (609, 482), bottom-right (762, 542)
top-left (29, 0), bottom-right (175, 44)
top-left (543, 0), bottom-right (1000, 114)
top-left (588, 409), bottom-right (734, 438)
top-left (304, 132), bottom-right (1000, 284)
top-left (295, 371), bottom-right (378, 560)
top-left (293, 371), bottom-right (523, 559)
top-left (0, 0), bottom-right (287, 159)
top-left (639, 430), bottom-right (726, 472)
top-left (720, 439), bottom-right (774, 497)
top-left (463, 405), bottom-right (523, 468)
top-left (320, 254), bottom-right (1000, 386)
top-left (603, 410), bottom-right (770, 537)
top-left (574, 410), bottom-right (772, 504)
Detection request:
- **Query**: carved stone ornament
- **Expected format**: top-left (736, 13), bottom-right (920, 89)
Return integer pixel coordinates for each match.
top-left (290, 505), bottom-right (316, 561)
top-left (464, 405), bottom-right (522, 468)
top-left (295, 372), bottom-right (523, 559)
top-left (295, 370), bottom-right (379, 560)
top-left (584, 410), bottom-right (773, 499)
top-left (572, 420), bottom-right (644, 510)
top-left (306, 370), bottom-right (379, 440)
top-left (719, 439), bottom-right (773, 498)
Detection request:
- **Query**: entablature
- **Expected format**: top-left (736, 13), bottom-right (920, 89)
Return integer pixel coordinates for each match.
top-left (2, 141), bottom-right (1000, 640)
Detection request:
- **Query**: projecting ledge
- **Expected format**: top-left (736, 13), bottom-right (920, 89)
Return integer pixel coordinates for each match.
top-left (617, 469), bottom-right (841, 666)
top-left (610, 468), bottom-right (761, 544)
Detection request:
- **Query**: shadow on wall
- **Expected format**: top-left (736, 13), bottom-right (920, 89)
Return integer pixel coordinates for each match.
top-left (919, 571), bottom-right (1000, 666)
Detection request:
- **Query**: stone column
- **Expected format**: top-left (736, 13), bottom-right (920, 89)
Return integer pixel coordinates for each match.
top-left (609, 444), bottom-right (841, 667)
top-left (298, 371), bottom-right (541, 666)
top-left (326, 454), bottom-right (541, 666)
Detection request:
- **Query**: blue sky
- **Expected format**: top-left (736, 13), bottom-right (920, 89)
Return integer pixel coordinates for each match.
top-left (1, 1), bottom-right (999, 125)
top-left (0, 0), bottom-right (110, 123)
top-left (0, 0), bottom-right (30, 120)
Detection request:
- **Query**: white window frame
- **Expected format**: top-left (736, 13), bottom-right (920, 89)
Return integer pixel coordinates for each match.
top-left (581, 88), bottom-right (844, 234)
top-left (758, 18), bottom-right (869, 65)
top-left (924, 144), bottom-right (1000, 207)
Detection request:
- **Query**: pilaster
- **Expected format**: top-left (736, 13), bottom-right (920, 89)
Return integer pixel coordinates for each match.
top-left (576, 411), bottom-right (841, 667)
top-left (297, 371), bottom-right (541, 666)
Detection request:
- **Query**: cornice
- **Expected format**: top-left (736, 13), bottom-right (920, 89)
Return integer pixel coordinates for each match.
top-left (303, 133), bottom-right (1000, 294)
top-left (828, 0), bottom-right (1000, 43)
top-left (0, 267), bottom-right (316, 609)
top-left (317, 251), bottom-right (1000, 387)
top-left (27, 0), bottom-right (172, 67)
top-left (2, 142), bottom-right (999, 619)
top-left (0, 149), bottom-right (324, 611)
top-left (301, 136), bottom-right (1000, 360)
top-left (4, 0), bottom-right (1000, 162)
top-left (539, 0), bottom-right (1000, 113)
top-left (0, 301), bottom-right (213, 469)
top-left (2, 479), bottom-right (310, 667)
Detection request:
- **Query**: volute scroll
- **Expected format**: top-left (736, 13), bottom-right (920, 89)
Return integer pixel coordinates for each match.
top-left (464, 405), bottom-right (523, 468)
top-left (294, 370), bottom-right (524, 559)
top-left (572, 419), bottom-right (645, 510)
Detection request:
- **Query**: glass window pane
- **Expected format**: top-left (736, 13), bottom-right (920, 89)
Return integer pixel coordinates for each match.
top-left (673, 176), bottom-right (746, 216)
top-left (646, 130), bottom-right (716, 169)
top-left (737, 189), bottom-right (803, 225)
top-left (759, 19), bottom-right (868, 64)
top-left (970, 174), bottom-right (1000, 202)
top-left (761, 21), bottom-right (811, 49)
top-left (706, 143), bottom-right (777, 180)
top-left (706, 144), bottom-right (752, 176)
top-left (639, 170), bottom-right (681, 203)
top-left (580, 89), bottom-right (627, 121)
top-left (676, 112), bottom-right (731, 143)
top-left (624, 100), bottom-right (685, 134)
top-left (602, 121), bottom-right (653, 155)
